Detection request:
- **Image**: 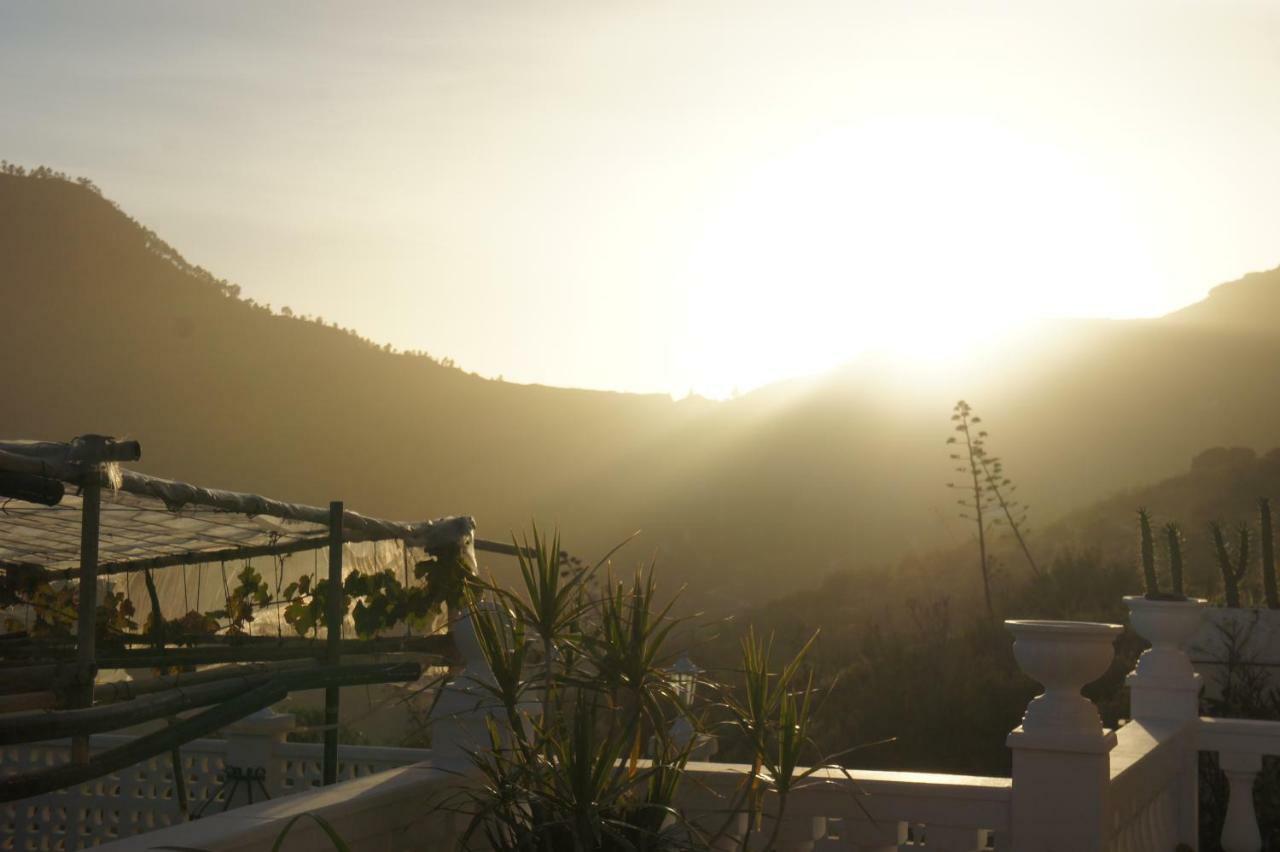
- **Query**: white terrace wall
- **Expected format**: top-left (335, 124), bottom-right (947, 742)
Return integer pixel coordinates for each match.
top-left (0, 716), bottom-right (429, 850)
top-left (1190, 607), bottom-right (1280, 702)
top-left (29, 598), bottom-right (1280, 852)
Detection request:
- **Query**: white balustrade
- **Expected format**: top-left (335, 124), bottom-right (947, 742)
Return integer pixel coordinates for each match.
top-left (677, 761), bottom-right (1010, 851)
top-left (1, 734), bottom-right (230, 848)
top-left (93, 759), bottom-right (460, 852)
top-left (1197, 717), bottom-right (1280, 852)
top-left (1123, 596), bottom-right (1207, 723)
top-left (1218, 750), bottom-right (1262, 852)
top-left (1120, 595), bottom-right (1206, 851)
top-left (0, 729), bottom-right (430, 849)
top-left (1106, 719), bottom-right (1189, 852)
top-left (1005, 618), bottom-right (1123, 852)
top-left (21, 593), bottom-right (1280, 851)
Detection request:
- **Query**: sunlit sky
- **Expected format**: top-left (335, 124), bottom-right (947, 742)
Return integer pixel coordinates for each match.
top-left (3, 1), bottom-right (1279, 398)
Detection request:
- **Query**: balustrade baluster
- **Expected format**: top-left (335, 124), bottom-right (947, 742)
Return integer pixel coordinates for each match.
top-left (703, 810), bottom-right (748, 852)
top-left (1219, 750), bottom-right (1262, 852)
top-left (837, 816), bottom-right (907, 851)
top-left (922, 824), bottom-right (984, 850)
top-left (762, 812), bottom-right (825, 851)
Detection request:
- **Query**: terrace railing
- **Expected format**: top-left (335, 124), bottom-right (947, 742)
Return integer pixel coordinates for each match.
top-left (0, 715), bottom-right (429, 850)
top-left (678, 762), bottom-right (1011, 850)
top-left (1198, 717), bottom-right (1280, 852)
top-left (20, 595), bottom-right (1280, 851)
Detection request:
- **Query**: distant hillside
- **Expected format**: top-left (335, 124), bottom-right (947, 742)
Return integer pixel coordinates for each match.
top-left (1037, 445), bottom-right (1280, 595)
top-left (4, 167), bottom-right (1280, 609)
top-left (700, 448), bottom-right (1280, 777)
top-left (1164, 268), bottom-right (1280, 331)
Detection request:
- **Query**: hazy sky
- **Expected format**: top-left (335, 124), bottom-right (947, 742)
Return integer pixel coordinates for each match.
top-left (3, 1), bottom-right (1279, 397)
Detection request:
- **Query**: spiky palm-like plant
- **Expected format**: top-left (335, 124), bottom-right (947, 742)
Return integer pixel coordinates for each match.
top-left (441, 527), bottom-right (839, 852)
top-left (711, 628), bottom-right (865, 852)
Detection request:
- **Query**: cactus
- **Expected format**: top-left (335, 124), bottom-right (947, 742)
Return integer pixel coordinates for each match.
top-left (1165, 521), bottom-right (1185, 598)
top-left (1211, 520), bottom-right (1251, 609)
top-left (1262, 498), bottom-right (1278, 609)
top-left (1139, 508), bottom-right (1160, 598)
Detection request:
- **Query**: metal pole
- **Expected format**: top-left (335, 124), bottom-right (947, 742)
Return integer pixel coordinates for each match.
top-left (322, 501), bottom-right (343, 785)
top-left (71, 467), bottom-right (101, 763)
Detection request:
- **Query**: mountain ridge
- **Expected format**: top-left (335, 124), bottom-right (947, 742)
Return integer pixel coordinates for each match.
top-left (5, 168), bottom-right (1280, 609)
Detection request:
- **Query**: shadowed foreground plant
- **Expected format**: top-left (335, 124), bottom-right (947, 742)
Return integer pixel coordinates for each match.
top-left (436, 527), bottom-right (853, 852)
top-left (589, 568), bottom-right (683, 773)
top-left (709, 628), bottom-right (875, 852)
top-left (439, 530), bottom-right (700, 851)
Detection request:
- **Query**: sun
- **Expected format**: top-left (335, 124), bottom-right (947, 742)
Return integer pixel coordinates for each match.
top-left (675, 116), bottom-right (1159, 399)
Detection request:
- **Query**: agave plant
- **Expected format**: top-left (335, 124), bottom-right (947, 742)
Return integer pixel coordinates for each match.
top-left (435, 527), bottom-right (846, 852)
top-left (587, 569), bottom-right (684, 772)
top-left (436, 529), bottom-right (699, 851)
top-left (708, 628), bottom-right (869, 852)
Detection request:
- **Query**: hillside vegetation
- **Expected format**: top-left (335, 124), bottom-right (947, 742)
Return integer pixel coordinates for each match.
top-left (692, 446), bottom-right (1280, 789)
top-left (4, 167), bottom-right (1280, 610)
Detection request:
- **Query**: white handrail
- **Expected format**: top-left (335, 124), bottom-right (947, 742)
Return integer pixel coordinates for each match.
top-left (91, 760), bottom-right (460, 852)
top-left (1107, 720), bottom-right (1192, 852)
top-left (679, 761), bottom-right (1010, 851)
top-left (1198, 715), bottom-right (1280, 852)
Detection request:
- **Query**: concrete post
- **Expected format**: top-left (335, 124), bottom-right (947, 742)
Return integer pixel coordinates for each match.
top-left (1123, 596), bottom-right (1206, 722)
top-left (429, 604), bottom-right (501, 767)
top-left (1124, 595), bottom-right (1207, 847)
top-left (1219, 750), bottom-right (1263, 852)
top-left (1005, 619), bottom-right (1123, 852)
top-left (223, 706), bottom-right (295, 805)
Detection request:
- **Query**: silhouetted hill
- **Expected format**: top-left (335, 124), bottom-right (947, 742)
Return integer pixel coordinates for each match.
top-left (704, 447), bottom-right (1280, 776)
top-left (4, 168), bottom-right (1280, 610)
top-left (1165, 267), bottom-right (1280, 331)
top-left (739, 445), bottom-right (1280, 642)
top-left (0, 169), bottom-right (695, 563)
top-left (1036, 445), bottom-right (1280, 594)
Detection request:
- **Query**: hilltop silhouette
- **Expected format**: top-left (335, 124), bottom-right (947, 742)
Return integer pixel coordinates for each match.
top-left (4, 168), bottom-right (1280, 608)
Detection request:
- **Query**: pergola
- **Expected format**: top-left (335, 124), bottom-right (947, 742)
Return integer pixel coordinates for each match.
top-left (0, 434), bottom-right (512, 804)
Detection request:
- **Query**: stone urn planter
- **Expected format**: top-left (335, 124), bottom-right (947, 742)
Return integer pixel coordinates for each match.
top-left (1123, 595), bottom-right (1207, 720)
top-left (1123, 595), bottom-right (1207, 680)
top-left (1005, 619), bottom-right (1123, 746)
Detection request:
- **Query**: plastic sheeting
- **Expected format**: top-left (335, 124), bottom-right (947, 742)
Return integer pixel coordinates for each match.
top-left (0, 490), bottom-right (327, 571)
top-left (0, 438), bottom-right (478, 638)
top-left (0, 440), bottom-right (477, 567)
top-left (116, 539), bottom-right (443, 638)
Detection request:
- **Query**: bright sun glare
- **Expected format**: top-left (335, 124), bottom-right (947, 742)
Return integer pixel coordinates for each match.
top-left (677, 116), bottom-right (1162, 399)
